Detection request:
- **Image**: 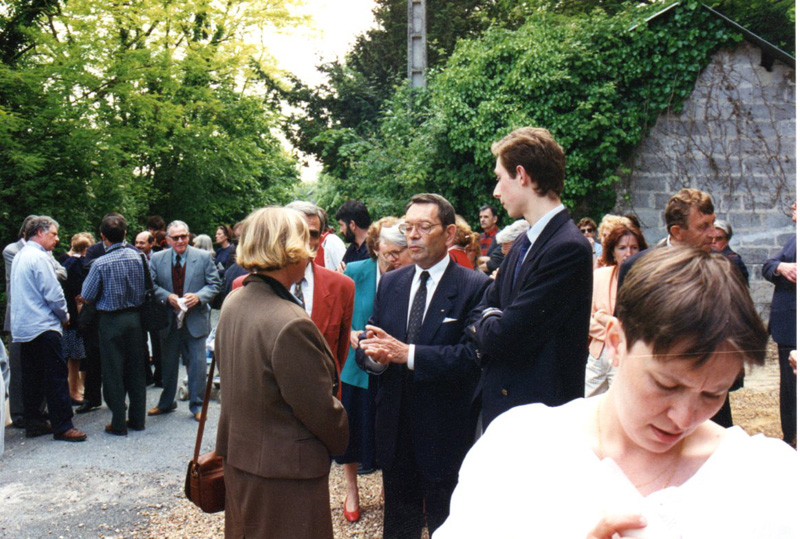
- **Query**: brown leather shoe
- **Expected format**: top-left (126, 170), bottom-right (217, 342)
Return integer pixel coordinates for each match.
top-left (54, 428), bottom-right (87, 442)
top-left (193, 412), bottom-right (202, 422)
top-left (147, 402), bottom-right (177, 416)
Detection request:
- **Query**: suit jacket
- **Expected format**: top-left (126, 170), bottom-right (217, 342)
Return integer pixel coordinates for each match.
top-left (215, 275), bottom-right (348, 479)
top-left (470, 209), bottom-right (593, 427)
top-left (149, 245), bottom-right (221, 338)
top-left (310, 263), bottom-right (355, 378)
top-left (357, 260), bottom-right (490, 482)
top-left (762, 235), bottom-right (796, 346)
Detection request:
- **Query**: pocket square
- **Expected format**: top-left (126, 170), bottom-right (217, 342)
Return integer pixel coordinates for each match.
top-left (443, 317), bottom-right (458, 323)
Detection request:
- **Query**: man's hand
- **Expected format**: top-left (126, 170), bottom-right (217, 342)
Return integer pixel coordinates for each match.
top-left (789, 350), bottom-right (797, 375)
top-left (168, 293), bottom-right (181, 310)
top-left (183, 293), bottom-right (200, 309)
top-left (777, 262), bottom-right (797, 283)
top-left (586, 514), bottom-right (647, 539)
top-left (349, 330), bottom-right (361, 349)
top-left (360, 325), bottom-right (410, 365)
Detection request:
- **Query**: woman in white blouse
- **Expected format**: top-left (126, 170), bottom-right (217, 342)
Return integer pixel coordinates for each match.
top-left (436, 247), bottom-right (798, 539)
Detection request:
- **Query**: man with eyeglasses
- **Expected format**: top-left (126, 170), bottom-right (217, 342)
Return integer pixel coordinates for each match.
top-left (356, 193), bottom-right (490, 538)
top-left (468, 127), bottom-right (593, 429)
top-left (577, 217), bottom-right (602, 261)
top-left (284, 201), bottom-right (354, 382)
top-left (147, 220), bottom-right (221, 421)
top-left (10, 216), bottom-right (87, 441)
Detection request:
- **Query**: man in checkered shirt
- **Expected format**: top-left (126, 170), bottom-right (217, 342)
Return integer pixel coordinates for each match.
top-left (81, 213), bottom-right (148, 436)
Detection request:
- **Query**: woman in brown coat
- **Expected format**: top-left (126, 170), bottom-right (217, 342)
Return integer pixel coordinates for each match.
top-left (215, 207), bottom-right (349, 538)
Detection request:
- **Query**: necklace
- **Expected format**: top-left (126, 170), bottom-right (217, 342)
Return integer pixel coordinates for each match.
top-left (595, 398), bottom-right (684, 490)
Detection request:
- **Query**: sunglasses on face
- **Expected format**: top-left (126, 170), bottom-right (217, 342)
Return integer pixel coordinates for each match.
top-left (580, 228), bottom-right (595, 234)
top-left (170, 234), bottom-right (189, 241)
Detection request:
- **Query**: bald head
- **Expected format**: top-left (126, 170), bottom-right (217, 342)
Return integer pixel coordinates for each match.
top-left (135, 231), bottom-right (154, 255)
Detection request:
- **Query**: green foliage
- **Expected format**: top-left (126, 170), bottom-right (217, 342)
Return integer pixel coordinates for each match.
top-left (710, 0), bottom-right (795, 54)
top-left (0, 0), bottom-right (303, 252)
top-left (316, 1), bottom-right (742, 221)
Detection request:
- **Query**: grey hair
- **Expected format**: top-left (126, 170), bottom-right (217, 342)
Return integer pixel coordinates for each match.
top-left (166, 220), bottom-right (190, 235)
top-left (380, 223), bottom-right (407, 247)
top-left (19, 215), bottom-right (38, 239)
top-left (714, 219), bottom-right (733, 240)
top-left (193, 234), bottom-right (214, 253)
top-left (286, 201), bottom-right (326, 228)
top-left (25, 216), bottom-right (59, 241)
top-left (495, 219), bottom-right (530, 244)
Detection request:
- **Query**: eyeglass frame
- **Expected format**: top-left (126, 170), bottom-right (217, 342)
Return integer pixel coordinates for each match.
top-left (398, 221), bottom-right (443, 235)
top-left (169, 234), bottom-right (190, 241)
top-left (382, 246), bottom-right (408, 259)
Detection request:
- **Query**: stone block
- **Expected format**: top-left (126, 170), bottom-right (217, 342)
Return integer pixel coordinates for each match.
top-left (635, 152), bottom-right (673, 175)
top-left (718, 194), bottom-right (744, 212)
top-left (737, 246), bottom-right (771, 263)
top-left (628, 175), bottom-right (667, 192)
top-left (742, 194), bottom-right (782, 211)
top-left (728, 211), bottom-right (763, 229)
top-left (777, 233), bottom-right (796, 246)
top-left (763, 212), bottom-right (793, 229)
top-left (654, 192), bottom-right (674, 210)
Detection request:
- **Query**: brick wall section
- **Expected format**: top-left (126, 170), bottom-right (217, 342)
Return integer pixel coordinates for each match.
top-left (615, 42), bottom-right (795, 320)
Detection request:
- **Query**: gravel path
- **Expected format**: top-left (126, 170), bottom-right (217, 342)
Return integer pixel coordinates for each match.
top-left (0, 344), bottom-right (786, 538)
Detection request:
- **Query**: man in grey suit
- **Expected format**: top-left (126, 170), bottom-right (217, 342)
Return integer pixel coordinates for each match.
top-left (3, 215), bottom-right (65, 427)
top-left (147, 220), bottom-right (221, 420)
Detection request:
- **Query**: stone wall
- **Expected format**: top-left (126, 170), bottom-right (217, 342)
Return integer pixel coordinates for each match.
top-left (615, 41), bottom-right (795, 319)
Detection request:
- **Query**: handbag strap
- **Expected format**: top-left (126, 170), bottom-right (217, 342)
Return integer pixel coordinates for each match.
top-left (192, 352), bottom-right (217, 464)
top-left (140, 253), bottom-right (155, 292)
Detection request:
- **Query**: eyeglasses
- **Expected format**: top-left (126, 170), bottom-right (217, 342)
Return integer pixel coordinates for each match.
top-left (399, 221), bottom-right (442, 235)
top-left (580, 228), bottom-right (595, 234)
top-left (170, 234), bottom-right (189, 241)
top-left (308, 230), bottom-right (321, 239)
top-left (383, 247), bottom-right (407, 260)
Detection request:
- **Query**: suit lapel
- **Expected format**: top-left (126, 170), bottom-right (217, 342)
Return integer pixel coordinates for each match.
top-left (417, 262), bottom-right (457, 344)
top-left (182, 247), bottom-right (197, 289)
top-left (310, 264), bottom-right (334, 327)
top-left (390, 267), bottom-right (415, 342)
top-left (512, 209), bottom-right (570, 296)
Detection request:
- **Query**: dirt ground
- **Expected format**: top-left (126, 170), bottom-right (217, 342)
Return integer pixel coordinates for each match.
top-left (139, 345), bottom-right (787, 539)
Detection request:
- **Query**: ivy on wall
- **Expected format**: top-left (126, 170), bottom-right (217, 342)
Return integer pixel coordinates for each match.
top-left (314, 1), bottom-right (740, 222)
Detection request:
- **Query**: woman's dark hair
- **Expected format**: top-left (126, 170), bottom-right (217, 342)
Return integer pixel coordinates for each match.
top-left (600, 224), bottom-right (647, 267)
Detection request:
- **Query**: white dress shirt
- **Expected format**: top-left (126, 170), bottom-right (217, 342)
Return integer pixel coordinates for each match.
top-left (293, 262), bottom-right (315, 316)
top-left (518, 203), bottom-right (565, 265)
top-left (406, 255), bottom-right (450, 370)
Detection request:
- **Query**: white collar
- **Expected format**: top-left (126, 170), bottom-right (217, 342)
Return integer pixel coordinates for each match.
top-left (526, 203), bottom-right (564, 247)
top-left (414, 253), bottom-right (450, 286)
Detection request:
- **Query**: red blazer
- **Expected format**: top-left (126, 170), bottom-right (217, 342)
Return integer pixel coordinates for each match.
top-left (231, 265), bottom-right (355, 383)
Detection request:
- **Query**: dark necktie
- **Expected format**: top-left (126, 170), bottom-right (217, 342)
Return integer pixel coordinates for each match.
top-left (174, 254), bottom-right (182, 270)
top-left (406, 271), bottom-right (429, 344)
top-left (294, 280), bottom-right (305, 309)
top-left (513, 234), bottom-right (532, 285)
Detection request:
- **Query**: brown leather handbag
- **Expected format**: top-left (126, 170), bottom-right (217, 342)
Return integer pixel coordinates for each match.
top-left (184, 354), bottom-right (225, 513)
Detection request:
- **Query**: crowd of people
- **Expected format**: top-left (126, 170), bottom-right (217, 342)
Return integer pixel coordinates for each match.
top-left (1, 126), bottom-right (797, 538)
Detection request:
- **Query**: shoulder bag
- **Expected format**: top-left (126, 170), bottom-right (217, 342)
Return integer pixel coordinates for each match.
top-left (184, 353), bottom-right (225, 513)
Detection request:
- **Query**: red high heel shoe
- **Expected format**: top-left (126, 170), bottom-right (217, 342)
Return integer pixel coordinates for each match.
top-left (344, 495), bottom-right (361, 523)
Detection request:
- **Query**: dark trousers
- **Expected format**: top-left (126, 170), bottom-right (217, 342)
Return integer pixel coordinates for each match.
top-left (20, 331), bottom-right (74, 434)
top-left (98, 311), bottom-right (147, 431)
top-left (150, 330), bottom-right (162, 385)
top-left (8, 340), bottom-right (24, 422)
top-left (82, 334), bottom-right (103, 407)
top-left (778, 343), bottom-right (797, 444)
top-left (382, 397), bottom-right (456, 538)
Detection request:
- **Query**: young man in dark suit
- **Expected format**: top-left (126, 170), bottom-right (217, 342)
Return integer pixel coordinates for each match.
top-left (357, 194), bottom-right (490, 539)
top-left (468, 127), bottom-right (593, 428)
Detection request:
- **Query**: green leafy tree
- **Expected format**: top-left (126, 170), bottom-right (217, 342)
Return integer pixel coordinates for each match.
top-left (315, 0), bottom-right (751, 221)
top-left (1, 0), bottom-right (303, 249)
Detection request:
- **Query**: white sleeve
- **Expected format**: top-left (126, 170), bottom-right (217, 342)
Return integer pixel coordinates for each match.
top-left (323, 235), bottom-right (347, 270)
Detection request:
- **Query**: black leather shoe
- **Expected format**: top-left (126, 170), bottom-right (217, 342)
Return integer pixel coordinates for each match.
top-left (105, 424), bottom-right (128, 436)
top-left (76, 402), bottom-right (101, 414)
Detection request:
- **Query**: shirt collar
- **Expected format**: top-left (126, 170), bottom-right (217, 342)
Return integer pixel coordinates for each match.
top-left (303, 261), bottom-right (314, 282)
top-left (526, 203), bottom-right (564, 247)
top-left (172, 249), bottom-right (187, 264)
top-left (414, 253), bottom-right (450, 288)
